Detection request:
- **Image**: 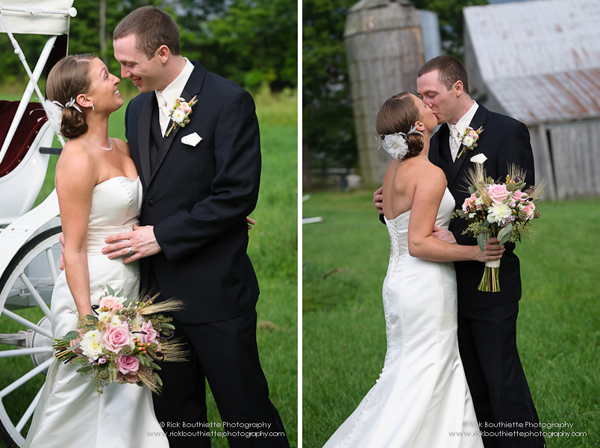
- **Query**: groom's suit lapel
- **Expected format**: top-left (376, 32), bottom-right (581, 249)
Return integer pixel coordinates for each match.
top-left (148, 62), bottom-right (207, 186)
top-left (137, 94), bottom-right (154, 186)
top-left (435, 125), bottom-right (454, 185)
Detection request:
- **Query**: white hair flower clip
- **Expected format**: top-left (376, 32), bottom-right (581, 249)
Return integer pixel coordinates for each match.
top-left (379, 125), bottom-right (423, 160)
top-left (42, 99), bottom-right (64, 134)
top-left (42, 98), bottom-right (82, 135)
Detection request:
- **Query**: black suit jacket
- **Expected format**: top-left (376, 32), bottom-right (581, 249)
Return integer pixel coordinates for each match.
top-left (429, 105), bottom-right (535, 309)
top-left (125, 62), bottom-right (261, 324)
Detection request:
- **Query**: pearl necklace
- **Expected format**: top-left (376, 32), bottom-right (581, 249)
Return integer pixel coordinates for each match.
top-left (83, 137), bottom-right (113, 151)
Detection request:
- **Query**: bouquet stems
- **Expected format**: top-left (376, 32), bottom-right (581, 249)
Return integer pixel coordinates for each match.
top-left (478, 260), bottom-right (501, 292)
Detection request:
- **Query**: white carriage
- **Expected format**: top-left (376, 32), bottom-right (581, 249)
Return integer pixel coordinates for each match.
top-left (0, 2), bottom-right (76, 446)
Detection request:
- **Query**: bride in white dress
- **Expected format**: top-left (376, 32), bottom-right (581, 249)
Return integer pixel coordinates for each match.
top-left (24, 55), bottom-right (168, 447)
top-left (323, 93), bottom-right (505, 448)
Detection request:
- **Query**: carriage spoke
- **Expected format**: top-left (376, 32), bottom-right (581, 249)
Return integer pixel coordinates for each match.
top-left (19, 273), bottom-right (52, 319)
top-left (0, 358), bottom-right (52, 398)
top-left (1, 309), bottom-right (53, 339)
top-left (16, 387), bottom-right (43, 432)
top-left (0, 347), bottom-right (52, 358)
top-left (46, 247), bottom-right (58, 283)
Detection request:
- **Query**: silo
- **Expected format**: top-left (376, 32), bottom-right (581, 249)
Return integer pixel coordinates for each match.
top-left (344, 0), bottom-right (425, 186)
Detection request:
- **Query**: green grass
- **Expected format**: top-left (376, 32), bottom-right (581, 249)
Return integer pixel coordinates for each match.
top-left (0, 90), bottom-right (297, 447)
top-left (302, 190), bottom-right (600, 448)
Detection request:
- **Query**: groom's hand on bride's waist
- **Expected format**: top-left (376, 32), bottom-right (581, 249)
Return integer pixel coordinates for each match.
top-left (103, 225), bottom-right (162, 264)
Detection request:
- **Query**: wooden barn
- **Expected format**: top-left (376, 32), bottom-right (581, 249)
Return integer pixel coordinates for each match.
top-left (463, 0), bottom-right (600, 200)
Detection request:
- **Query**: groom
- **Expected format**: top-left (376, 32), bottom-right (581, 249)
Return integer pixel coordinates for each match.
top-left (375, 56), bottom-right (544, 448)
top-left (102, 6), bottom-right (289, 448)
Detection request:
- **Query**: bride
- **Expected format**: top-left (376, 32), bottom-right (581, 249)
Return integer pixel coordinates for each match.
top-left (24, 55), bottom-right (168, 447)
top-left (322, 93), bottom-right (505, 448)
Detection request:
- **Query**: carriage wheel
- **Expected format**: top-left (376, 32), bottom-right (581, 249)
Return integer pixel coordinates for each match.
top-left (0, 227), bottom-right (61, 448)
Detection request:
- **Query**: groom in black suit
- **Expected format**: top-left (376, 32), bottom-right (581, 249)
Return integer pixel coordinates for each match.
top-left (376, 56), bottom-right (544, 448)
top-left (104, 6), bottom-right (289, 448)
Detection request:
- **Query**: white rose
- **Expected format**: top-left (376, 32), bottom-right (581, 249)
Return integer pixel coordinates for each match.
top-left (80, 330), bottom-right (103, 359)
top-left (470, 153), bottom-right (488, 164)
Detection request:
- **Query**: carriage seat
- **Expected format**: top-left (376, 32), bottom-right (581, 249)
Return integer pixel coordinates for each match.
top-left (0, 101), bottom-right (49, 178)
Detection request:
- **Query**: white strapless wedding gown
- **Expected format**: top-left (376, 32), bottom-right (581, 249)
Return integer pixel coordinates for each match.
top-left (323, 188), bottom-right (483, 448)
top-left (25, 177), bottom-right (168, 448)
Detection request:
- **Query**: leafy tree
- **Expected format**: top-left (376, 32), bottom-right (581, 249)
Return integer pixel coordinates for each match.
top-left (0, 0), bottom-right (296, 92)
top-left (185, 0), bottom-right (297, 90)
top-left (303, 0), bottom-right (359, 185)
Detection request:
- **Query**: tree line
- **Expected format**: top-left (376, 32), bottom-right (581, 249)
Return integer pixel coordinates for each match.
top-left (0, 0), bottom-right (296, 92)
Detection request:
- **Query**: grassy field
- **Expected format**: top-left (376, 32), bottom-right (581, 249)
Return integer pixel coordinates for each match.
top-left (0, 89), bottom-right (298, 447)
top-left (303, 190), bottom-right (600, 447)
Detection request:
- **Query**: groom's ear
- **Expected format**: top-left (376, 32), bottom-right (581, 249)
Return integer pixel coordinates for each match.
top-left (453, 80), bottom-right (464, 97)
top-left (156, 45), bottom-right (170, 64)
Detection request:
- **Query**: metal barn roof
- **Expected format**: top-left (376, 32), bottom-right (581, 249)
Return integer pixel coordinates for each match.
top-left (464, 0), bottom-right (600, 124)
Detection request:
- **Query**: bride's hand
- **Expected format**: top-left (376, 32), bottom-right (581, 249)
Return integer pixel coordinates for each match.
top-left (476, 237), bottom-right (505, 262)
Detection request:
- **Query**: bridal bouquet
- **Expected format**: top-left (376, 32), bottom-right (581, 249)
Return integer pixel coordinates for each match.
top-left (53, 286), bottom-right (187, 394)
top-left (453, 164), bottom-right (544, 292)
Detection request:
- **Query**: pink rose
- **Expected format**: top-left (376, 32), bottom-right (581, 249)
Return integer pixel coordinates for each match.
top-left (115, 354), bottom-right (140, 375)
top-left (523, 202), bottom-right (536, 220)
top-left (181, 102), bottom-right (192, 114)
top-left (487, 184), bottom-right (509, 205)
top-left (461, 193), bottom-right (478, 213)
top-left (512, 191), bottom-right (527, 203)
top-left (102, 323), bottom-right (132, 353)
top-left (138, 320), bottom-right (159, 344)
top-left (99, 296), bottom-right (123, 311)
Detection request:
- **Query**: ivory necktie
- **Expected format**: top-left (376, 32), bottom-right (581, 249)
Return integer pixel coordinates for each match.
top-left (157, 92), bottom-right (170, 136)
top-left (450, 126), bottom-right (461, 162)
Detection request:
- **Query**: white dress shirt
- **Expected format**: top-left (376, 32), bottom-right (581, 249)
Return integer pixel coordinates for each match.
top-left (155, 58), bottom-right (195, 136)
top-left (447, 101), bottom-right (479, 162)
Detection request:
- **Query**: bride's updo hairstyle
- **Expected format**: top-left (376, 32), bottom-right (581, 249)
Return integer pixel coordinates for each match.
top-left (376, 92), bottom-right (424, 161)
top-left (45, 55), bottom-right (96, 139)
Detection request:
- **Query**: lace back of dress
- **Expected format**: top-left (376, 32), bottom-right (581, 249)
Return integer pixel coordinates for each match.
top-left (386, 215), bottom-right (410, 263)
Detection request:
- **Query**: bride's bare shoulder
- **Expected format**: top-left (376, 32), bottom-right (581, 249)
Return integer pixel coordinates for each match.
top-left (410, 157), bottom-right (446, 191)
top-left (55, 139), bottom-right (97, 185)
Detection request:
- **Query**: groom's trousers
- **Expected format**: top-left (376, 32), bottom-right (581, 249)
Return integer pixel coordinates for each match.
top-left (152, 308), bottom-right (290, 448)
top-left (458, 301), bottom-right (545, 448)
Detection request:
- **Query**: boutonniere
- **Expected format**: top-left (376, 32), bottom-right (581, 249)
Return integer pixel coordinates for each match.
top-left (456, 126), bottom-right (484, 159)
top-left (165, 96), bottom-right (198, 137)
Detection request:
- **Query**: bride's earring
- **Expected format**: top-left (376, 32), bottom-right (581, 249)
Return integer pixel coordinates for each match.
top-left (91, 104), bottom-right (95, 111)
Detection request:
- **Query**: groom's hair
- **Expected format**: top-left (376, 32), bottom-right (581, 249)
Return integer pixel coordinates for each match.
top-left (114, 6), bottom-right (181, 59)
top-left (417, 55), bottom-right (469, 94)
